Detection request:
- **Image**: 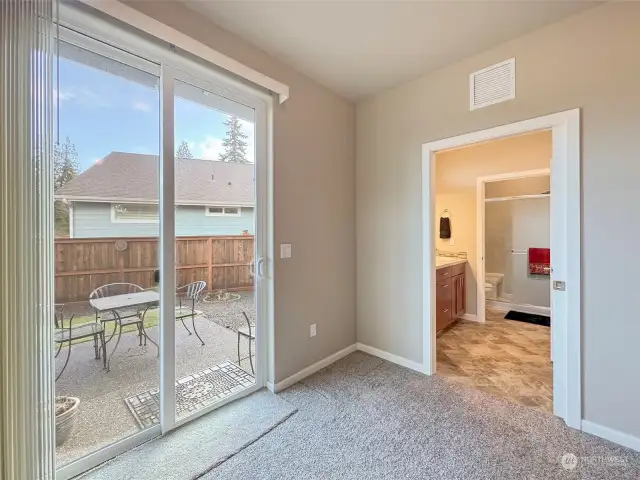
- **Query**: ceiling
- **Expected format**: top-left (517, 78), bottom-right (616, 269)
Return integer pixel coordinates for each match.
top-left (185, 1), bottom-right (599, 100)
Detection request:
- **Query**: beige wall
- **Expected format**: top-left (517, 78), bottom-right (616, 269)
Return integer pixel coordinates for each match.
top-left (126, 1), bottom-right (356, 383)
top-left (485, 175), bottom-right (550, 199)
top-left (435, 131), bottom-right (551, 314)
top-left (436, 130), bottom-right (552, 193)
top-left (357, 2), bottom-right (640, 438)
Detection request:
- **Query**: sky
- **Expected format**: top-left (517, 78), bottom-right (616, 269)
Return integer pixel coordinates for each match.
top-left (55, 57), bottom-right (255, 173)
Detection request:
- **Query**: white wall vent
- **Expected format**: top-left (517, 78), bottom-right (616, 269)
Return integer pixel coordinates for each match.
top-left (470, 58), bottom-right (515, 110)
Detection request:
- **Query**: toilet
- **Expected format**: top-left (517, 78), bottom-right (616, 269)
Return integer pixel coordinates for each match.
top-left (485, 273), bottom-right (504, 300)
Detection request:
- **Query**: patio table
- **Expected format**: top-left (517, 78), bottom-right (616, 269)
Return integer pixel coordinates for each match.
top-left (90, 290), bottom-right (160, 371)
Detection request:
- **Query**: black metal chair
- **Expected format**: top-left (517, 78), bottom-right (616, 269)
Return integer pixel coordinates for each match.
top-left (54, 304), bottom-right (106, 381)
top-left (237, 311), bottom-right (255, 374)
top-left (175, 281), bottom-right (207, 345)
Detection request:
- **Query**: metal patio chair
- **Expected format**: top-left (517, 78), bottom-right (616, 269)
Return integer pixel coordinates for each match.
top-left (175, 281), bottom-right (207, 345)
top-left (237, 311), bottom-right (255, 374)
top-left (54, 304), bottom-right (106, 381)
top-left (89, 283), bottom-right (147, 346)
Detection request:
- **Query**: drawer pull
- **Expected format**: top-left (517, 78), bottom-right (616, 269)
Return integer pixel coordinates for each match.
top-left (443, 285), bottom-right (448, 288)
top-left (442, 272), bottom-right (449, 276)
top-left (443, 309), bottom-right (449, 313)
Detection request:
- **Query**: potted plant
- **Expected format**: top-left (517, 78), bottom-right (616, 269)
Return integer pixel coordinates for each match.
top-left (55, 396), bottom-right (80, 446)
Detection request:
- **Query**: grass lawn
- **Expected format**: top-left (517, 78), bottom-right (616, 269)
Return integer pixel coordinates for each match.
top-left (57, 310), bottom-right (160, 346)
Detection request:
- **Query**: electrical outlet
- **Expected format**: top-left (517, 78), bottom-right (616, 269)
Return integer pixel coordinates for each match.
top-left (310, 324), bottom-right (316, 338)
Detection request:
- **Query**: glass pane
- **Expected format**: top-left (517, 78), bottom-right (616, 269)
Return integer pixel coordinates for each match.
top-left (173, 77), bottom-right (256, 422)
top-left (53, 32), bottom-right (161, 466)
top-left (510, 197), bottom-right (551, 307)
top-left (485, 197), bottom-right (550, 307)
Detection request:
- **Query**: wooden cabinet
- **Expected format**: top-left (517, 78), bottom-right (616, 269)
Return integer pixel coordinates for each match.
top-left (435, 263), bottom-right (466, 333)
top-left (452, 274), bottom-right (465, 318)
top-left (435, 280), bottom-right (451, 332)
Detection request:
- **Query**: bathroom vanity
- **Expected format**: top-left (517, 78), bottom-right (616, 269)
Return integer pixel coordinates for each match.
top-left (435, 258), bottom-right (466, 332)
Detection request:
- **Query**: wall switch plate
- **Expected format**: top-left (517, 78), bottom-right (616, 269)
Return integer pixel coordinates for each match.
top-left (449, 238), bottom-right (455, 246)
top-left (310, 324), bottom-right (316, 337)
top-left (280, 244), bottom-right (292, 259)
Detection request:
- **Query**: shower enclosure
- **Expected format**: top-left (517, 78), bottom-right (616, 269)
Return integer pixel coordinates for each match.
top-left (484, 176), bottom-right (551, 310)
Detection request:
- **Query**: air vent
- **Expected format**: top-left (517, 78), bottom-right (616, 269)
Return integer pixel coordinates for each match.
top-left (469, 58), bottom-right (515, 110)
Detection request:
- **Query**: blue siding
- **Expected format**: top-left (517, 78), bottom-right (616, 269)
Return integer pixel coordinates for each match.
top-left (72, 202), bottom-right (254, 238)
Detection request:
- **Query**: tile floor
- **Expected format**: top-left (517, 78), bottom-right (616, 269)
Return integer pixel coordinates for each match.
top-left (436, 307), bottom-right (553, 412)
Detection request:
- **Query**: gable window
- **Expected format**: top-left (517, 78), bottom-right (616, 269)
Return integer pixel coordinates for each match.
top-left (205, 206), bottom-right (241, 217)
top-left (111, 203), bottom-right (159, 223)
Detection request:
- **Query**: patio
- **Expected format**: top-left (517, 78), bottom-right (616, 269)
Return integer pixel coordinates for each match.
top-left (55, 292), bottom-right (256, 467)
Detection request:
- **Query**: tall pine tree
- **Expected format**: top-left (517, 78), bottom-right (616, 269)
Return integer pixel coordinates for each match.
top-left (176, 140), bottom-right (193, 159)
top-left (218, 116), bottom-right (249, 163)
top-left (54, 137), bottom-right (79, 236)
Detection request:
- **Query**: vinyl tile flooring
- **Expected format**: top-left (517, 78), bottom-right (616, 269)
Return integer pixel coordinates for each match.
top-left (437, 307), bottom-right (553, 412)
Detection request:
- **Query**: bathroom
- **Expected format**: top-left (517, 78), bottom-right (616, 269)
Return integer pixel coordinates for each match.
top-left (433, 129), bottom-right (554, 412)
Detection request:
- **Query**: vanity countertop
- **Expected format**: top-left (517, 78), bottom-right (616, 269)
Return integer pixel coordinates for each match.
top-left (435, 257), bottom-right (467, 270)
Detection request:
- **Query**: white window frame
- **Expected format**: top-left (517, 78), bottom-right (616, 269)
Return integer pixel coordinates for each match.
top-left (204, 205), bottom-right (242, 217)
top-left (110, 203), bottom-right (159, 224)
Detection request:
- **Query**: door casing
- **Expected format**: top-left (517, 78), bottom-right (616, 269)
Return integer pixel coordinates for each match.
top-left (421, 109), bottom-right (581, 429)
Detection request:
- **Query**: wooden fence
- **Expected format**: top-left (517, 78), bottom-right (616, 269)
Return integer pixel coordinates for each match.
top-left (55, 235), bottom-right (254, 303)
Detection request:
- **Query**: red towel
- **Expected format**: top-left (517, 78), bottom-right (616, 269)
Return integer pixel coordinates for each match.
top-left (529, 248), bottom-right (551, 275)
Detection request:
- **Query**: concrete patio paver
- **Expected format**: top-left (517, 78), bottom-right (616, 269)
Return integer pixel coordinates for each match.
top-left (55, 315), bottom-right (255, 467)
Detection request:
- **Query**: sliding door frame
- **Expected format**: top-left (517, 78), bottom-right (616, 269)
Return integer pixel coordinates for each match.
top-left (56, 6), bottom-right (274, 479)
top-left (160, 64), bottom-right (270, 433)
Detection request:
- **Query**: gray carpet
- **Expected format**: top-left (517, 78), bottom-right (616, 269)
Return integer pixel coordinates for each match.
top-left (80, 352), bottom-right (640, 479)
top-left (79, 389), bottom-right (297, 480)
top-left (204, 352), bottom-right (640, 480)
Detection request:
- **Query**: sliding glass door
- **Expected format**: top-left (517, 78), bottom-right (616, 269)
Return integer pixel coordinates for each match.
top-left (53, 29), bottom-right (162, 468)
top-left (54, 10), bottom-right (268, 479)
top-left (169, 72), bottom-right (258, 424)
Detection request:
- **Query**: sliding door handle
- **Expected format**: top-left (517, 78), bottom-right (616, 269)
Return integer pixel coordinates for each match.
top-left (257, 257), bottom-right (266, 278)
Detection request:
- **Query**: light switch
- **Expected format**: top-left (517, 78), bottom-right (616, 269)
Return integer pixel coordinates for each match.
top-left (280, 244), bottom-right (292, 259)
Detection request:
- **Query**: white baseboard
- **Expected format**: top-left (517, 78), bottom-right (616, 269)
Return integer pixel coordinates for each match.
top-left (356, 343), bottom-right (426, 374)
top-left (487, 300), bottom-right (550, 316)
top-left (581, 420), bottom-right (640, 453)
top-left (270, 343), bottom-right (357, 393)
top-left (460, 313), bottom-right (481, 323)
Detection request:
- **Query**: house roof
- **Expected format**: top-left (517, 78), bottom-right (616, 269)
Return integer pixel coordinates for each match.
top-left (55, 152), bottom-right (255, 206)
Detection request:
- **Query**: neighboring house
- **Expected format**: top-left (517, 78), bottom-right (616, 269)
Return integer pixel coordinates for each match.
top-left (55, 152), bottom-right (255, 238)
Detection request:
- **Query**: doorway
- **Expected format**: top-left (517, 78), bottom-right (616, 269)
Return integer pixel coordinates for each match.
top-left (54, 7), bottom-right (272, 479)
top-left (421, 110), bottom-right (581, 429)
top-left (478, 168), bottom-right (552, 322)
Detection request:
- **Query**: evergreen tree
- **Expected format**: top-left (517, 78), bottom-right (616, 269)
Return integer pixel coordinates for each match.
top-left (54, 137), bottom-right (79, 236)
top-left (218, 116), bottom-right (249, 163)
top-left (176, 140), bottom-right (193, 159)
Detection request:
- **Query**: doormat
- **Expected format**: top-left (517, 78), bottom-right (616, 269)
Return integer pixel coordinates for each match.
top-left (504, 310), bottom-right (550, 327)
top-left (124, 362), bottom-right (254, 429)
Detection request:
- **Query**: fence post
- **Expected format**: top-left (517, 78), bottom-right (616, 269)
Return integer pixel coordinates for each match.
top-left (207, 237), bottom-right (213, 291)
top-left (118, 249), bottom-right (125, 283)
